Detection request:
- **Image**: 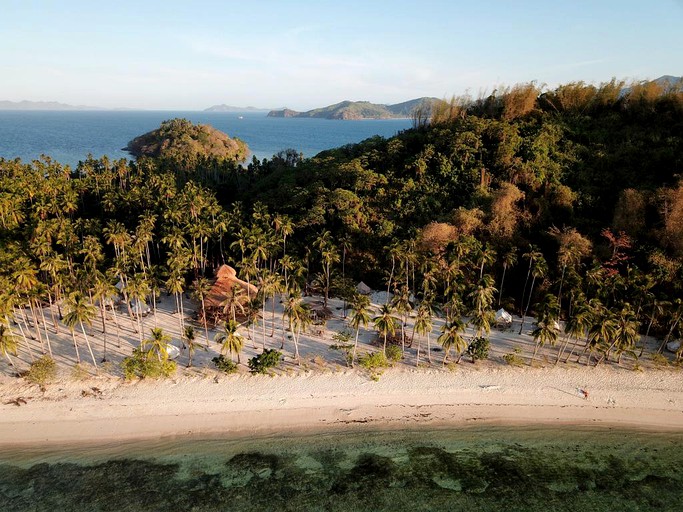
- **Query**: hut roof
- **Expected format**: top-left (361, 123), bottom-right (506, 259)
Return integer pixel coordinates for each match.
top-left (356, 281), bottom-right (372, 295)
top-left (204, 265), bottom-right (258, 310)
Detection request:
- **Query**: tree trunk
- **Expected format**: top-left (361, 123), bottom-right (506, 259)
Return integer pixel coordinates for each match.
top-left (71, 329), bottom-right (81, 364)
top-left (519, 276), bottom-right (537, 335)
top-left (498, 265), bottom-right (507, 307)
top-left (352, 329), bottom-right (360, 368)
top-left (80, 322), bottom-right (98, 368)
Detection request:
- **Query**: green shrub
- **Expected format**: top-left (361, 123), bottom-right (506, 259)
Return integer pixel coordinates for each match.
top-left (121, 349), bottom-right (177, 380)
top-left (25, 356), bottom-right (57, 386)
top-left (385, 344), bottom-right (403, 363)
top-left (503, 347), bottom-right (523, 366)
top-left (330, 330), bottom-right (354, 366)
top-left (358, 351), bottom-right (389, 370)
top-left (467, 337), bottom-right (490, 363)
top-left (212, 355), bottom-right (239, 374)
top-left (248, 349), bottom-right (282, 374)
top-left (358, 351), bottom-right (390, 380)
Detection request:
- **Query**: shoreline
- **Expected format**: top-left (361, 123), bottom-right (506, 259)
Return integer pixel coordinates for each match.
top-left (2, 365), bottom-right (682, 448)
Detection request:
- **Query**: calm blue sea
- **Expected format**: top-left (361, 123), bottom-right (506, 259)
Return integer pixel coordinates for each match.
top-left (1, 426), bottom-right (682, 511)
top-left (0, 110), bottom-right (412, 167)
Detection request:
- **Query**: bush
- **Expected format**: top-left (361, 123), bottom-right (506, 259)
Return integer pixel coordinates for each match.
top-left (25, 356), bottom-right (57, 386)
top-left (385, 345), bottom-right (403, 363)
top-left (330, 330), bottom-right (354, 366)
top-left (358, 351), bottom-right (389, 370)
top-left (503, 347), bottom-right (523, 366)
top-left (467, 337), bottom-right (490, 363)
top-left (121, 349), bottom-right (177, 380)
top-left (213, 355), bottom-right (239, 374)
top-left (358, 351), bottom-right (389, 380)
top-left (248, 349), bottom-right (282, 374)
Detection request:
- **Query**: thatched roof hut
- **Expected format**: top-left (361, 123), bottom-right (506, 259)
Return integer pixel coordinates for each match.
top-left (202, 265), bottom-right (258, 325)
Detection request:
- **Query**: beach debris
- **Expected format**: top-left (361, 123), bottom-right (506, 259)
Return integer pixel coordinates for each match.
top-left (3, 397), bottom-right (28, 406)
top-left (580, 388), bottom-right (589, 400)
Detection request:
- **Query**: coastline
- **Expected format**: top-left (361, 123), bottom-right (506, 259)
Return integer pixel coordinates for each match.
top-left (2, 364), bottom-right (682, 448)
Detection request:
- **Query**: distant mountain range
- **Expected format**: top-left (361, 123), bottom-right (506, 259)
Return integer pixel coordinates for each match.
top-left (204, 104), bottom-right (273, 113)
top-left (267, 97), bottom-right (440, 120)
top-left (0, 100), bottom-right (99, 111)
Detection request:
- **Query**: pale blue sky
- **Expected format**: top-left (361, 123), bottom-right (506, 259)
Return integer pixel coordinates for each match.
top-left (1, 0), bottom-right (682, 110)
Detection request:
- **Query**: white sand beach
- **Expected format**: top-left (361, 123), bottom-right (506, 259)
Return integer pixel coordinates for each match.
top-left (1, 294), bottom-right (682, 446)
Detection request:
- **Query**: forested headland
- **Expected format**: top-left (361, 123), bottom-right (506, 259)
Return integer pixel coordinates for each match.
top-left (1, 78), bottom-right (682, 375)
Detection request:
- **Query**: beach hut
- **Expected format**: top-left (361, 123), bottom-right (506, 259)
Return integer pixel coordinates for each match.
top-left (356, 281), bottom-right (372, 295)
top-left (495, 308), bottom-right (513, 326)
top-left (202, 265), bottom-right (258, 325)
top-left (129, 298), bottom-right (151, 317)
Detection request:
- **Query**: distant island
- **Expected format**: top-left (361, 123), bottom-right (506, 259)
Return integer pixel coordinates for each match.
top-left (204, 104), bottom-right (273, 113)
top-left (267, 97), bottom-right (439, 120)
top-left (0, 100), bottom-right (99, 111)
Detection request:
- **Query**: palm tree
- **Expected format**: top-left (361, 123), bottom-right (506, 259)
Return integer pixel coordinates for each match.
top-left (413, 300), bottom-right (434, 365)
top-left (468, 275), bottom-right (497, 337)
top-left (92, 274), bottom-right (120, 361)
top-left (438, 318), bottom-right (467, 365)
top-left (284, 293), bottom-right (312, 364)
top-left (192, 277), bottom-right (212, 347)
top-left (219, 284), bottom-right (246, 323)
top-left (530, 294), bottom-right (560, 365)
top-left (557, 298), bottom-right (590, 364)
top-left (519, 255), bottom-right (548, 334)
top-left (63, 291), bottom-right (98, 368)
top-left (0, 324), bottom-right (18, 369)
top-left (373, 303), bottom-right (399, 355)
top-left (183, 325), bottom-right (199, 367)
top-left (519, 245), bottom-right (543, 317)
top-left (390, 284), bottom-right (412, 351)
top-left (141, 327), bottom-right (172, 362)
top-left (214, 320), bottom-right (244, 363)
top-left (498, 249), bottom-right (517, 306)
top-left (349, 294), bottom-right (371, 366)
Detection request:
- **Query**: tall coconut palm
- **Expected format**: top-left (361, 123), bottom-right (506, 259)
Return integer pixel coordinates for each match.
top-left (519, 256), bottom-right (548, 334)
top-left (92, 274), bottom-right (120, 361)
top-left (284, 293), bottom-right (311, 364)
top-left (438, 318), bottom-right (467, 365)
top-left (191, 277), bottom-right (212, 347)
top-left (597, 304), bottom-right (639, 366)
top-left (390, 284), bottom-right (412, 351)
top-left (217, 284), bottom-right (243, 325)
top-left (349, 294), bottom-right (371, 366)
top-left (530, 294), bottom-right (560, 365)
top-left (519, 245), bottom-right (543, 317)
top-left (413, 300), bottom-right (434, 365)
top-left (142, 327), bottom-right (171, 362)
top-left (468, 275), bottom-right (497, 337)
top-left (557, 298), bottom-right (590, 364)
top-left (63, 291), bottom-right (98, 368)
top-left (498, 249), bottom-right (517, 306)
top-left (372, 303), bottom-right (399, 355)
top-left (214, 320), bottom-right (244, 363)
top-left (183, 325), bottom-right (199, 367)
top-left (0, 324), bottom-right (18, 369)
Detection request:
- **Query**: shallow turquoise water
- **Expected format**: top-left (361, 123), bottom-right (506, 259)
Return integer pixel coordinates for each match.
top-left (1, 426), bottom-right (682, 511)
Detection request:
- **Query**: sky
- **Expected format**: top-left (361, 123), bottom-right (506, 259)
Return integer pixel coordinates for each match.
top-left (1, 0), bottom-right (682, 110)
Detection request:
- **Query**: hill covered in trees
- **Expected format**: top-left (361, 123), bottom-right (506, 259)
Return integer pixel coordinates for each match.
top-left (125, 118), bottom-right (249, 168)
top-left (1, 77), bottom-right (683, 373)
top-left (267, 97), bottom-right (438, 119)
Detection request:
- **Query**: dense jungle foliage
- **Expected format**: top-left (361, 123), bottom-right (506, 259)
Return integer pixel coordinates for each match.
top-left (1, 78), bottom-right (682, 369)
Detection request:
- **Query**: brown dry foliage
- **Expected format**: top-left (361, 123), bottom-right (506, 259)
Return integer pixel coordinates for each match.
top-left (487, 183), bottom-right (525, 239)
top-left (419, 222), bottom-right (458, 254)
top-left (451, 207), bottom-right (484, 236)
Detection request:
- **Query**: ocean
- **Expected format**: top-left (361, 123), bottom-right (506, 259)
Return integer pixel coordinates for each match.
top-left (0, 110), bottom-right (413, 167)
top-left (1, 426), bottom-right (682, 511)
